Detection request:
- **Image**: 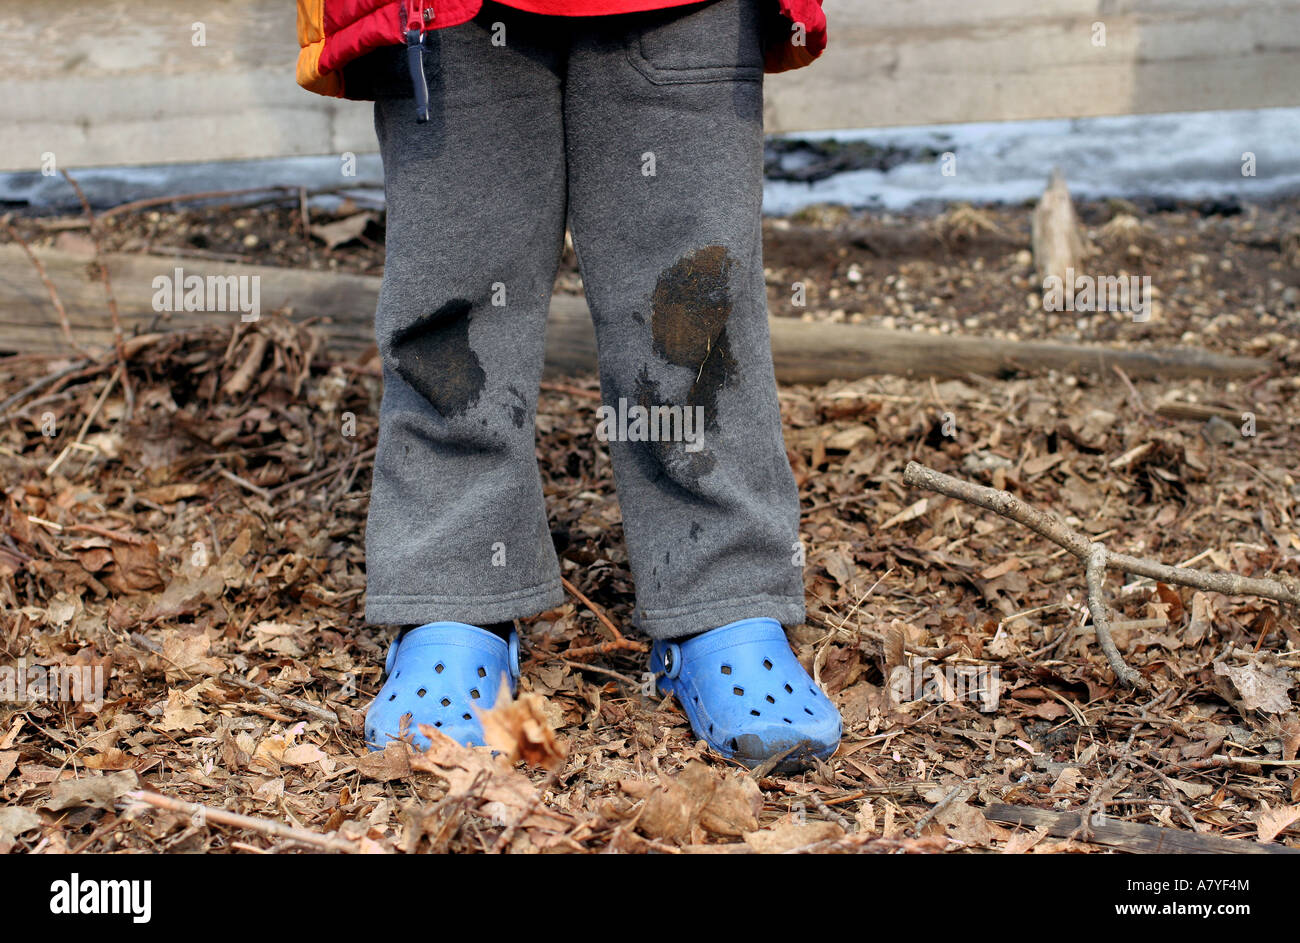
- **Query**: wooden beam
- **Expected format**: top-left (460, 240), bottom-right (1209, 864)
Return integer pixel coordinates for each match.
top-left (985, 803), bottom-right (1300, 854)
top-left (1156, 399), bottom-right (1285, 431)
top-left (0, 247), bottom-right (1268, 384)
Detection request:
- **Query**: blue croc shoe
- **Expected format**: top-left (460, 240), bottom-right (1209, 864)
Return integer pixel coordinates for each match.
top-left (651, 617), bottom-right (841, 770)
top-left (365, 622), bottom-right (520, 751)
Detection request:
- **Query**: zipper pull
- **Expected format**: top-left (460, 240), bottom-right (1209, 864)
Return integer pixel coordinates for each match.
top-left (406, 27), bottom-right (430, 123)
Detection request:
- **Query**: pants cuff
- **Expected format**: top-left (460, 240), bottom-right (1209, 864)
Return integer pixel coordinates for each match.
top-left (634, 593), bottom-right (806, 640)
top-left (365, 581), bottom-right (565, 627)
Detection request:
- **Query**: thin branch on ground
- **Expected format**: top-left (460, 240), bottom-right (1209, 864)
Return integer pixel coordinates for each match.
top-left (3, 215), bottom-right (87, 356)
top-left (912, 781), bottom-right (967, 837)
top-left (1085, 543), bottom-right (1145, 689)
top-left (1072, 729), bottom-right (1139, 842)
top-left (560, 576), bottom-right (647, 657)
top-left (0, 359), bottom-right (97, 418)
top-left (62, 170), bottom-right (134, 417)
top-left (130, 632), bottom-right (339, 723)
top-left (1126, 754), bottom-right (1203, 832)
top-left (45, 364), bottom-right (120, 477)
top-left (490, 766), bottom-right (562, 854)
top-left (123, 790), bottom-right (356, 852)
top-left (903, 461), bottom-right (1300, 688)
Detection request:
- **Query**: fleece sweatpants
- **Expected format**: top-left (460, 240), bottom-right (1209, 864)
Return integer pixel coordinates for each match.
top-left (363, 0), bottom-right (804, 639)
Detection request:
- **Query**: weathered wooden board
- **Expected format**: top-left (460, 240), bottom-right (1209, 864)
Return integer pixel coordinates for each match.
top-left (1, 0), bottom-right (1298, 171)
top-left (0, 246), bottom-right (1267, 383)
top-left (765, 0), bottom-right (1300, 132)
top-left (985, 802), bottom-right (1300, 854)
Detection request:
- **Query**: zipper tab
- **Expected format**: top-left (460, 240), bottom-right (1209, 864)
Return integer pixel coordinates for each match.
top-left (406, 27), bottom-right (430, 123)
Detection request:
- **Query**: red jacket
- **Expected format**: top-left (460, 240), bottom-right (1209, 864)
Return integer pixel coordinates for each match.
top-left (297, 0), bottom-right (827, 113)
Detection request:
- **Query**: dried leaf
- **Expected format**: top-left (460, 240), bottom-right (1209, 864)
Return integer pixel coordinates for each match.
top-left (282, 744), bottom-right (327, 766)
top-left (935, 799), bottom-right (1001, 846)
top-left (743, 820), bottom-right (843, 853)
top-left (623, 762), bottom-right (761, 845)
top-left (1214, 655), bottom-right (1294, 713)
top-left (84, 749), bottom-right (137, 771)
top-left (0, 806), bottom-right (42, 850)
top-left (354, 742), bottom-right (413, 782)
top-left (161, 627), bottom-right (225, 681)
top-left (1257, 804), bottom-right (1300, 844)
top-left (477, 678), bottom-right (567, 770)
top-left (309, 212), bottom-right (376, 249)
top-left (158, 689), bottom-right (208, 731)
top-left (410, 726), bottom-right (569, 832)
top-left (45, 770), bottom-right (139, 811)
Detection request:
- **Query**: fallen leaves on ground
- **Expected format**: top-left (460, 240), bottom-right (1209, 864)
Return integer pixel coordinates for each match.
top-left (1, 197), bottom-right (1299, 853)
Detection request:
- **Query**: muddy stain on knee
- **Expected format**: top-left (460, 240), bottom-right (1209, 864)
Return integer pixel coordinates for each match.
top-left (390, 298), bottom-right (486, 416)
top-left (636, 245), bottom-right (742, 484)
top-left (652, 245), bottom-right (734, 367)
top-left (651, 245), bottom-right (739, 427)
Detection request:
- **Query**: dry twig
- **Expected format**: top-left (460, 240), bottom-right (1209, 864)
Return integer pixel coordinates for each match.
top-left (560, 576), bottom-right (647, 657)
top-left (62, 170), bottom-right (133, 417)
top-left (2, 216), bottom-right (85, 355)
top-left (903, 462), bottom-right (1300, 688)
top-left (123, 790), bottom-right (356, 852)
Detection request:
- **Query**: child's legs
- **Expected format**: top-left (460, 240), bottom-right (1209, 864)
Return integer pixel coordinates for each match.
top-left (366, 10), bottom-right (569, 626)
top-left (564, 0), bottom-right (804, 639)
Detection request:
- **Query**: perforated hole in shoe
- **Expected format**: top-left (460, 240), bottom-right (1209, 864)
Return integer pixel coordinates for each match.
top-left (462, 712), bottom-right (472, 720)
top-left (470, 688), bottom-right (480, 699)
top-left (440, 697), bottom-right (451, 707)
top-left (720, 665), bottom-right (732, 675)
top-left (784, 683), bottom-right (793, 693)
top-left (416, 688), bottom-right (427, 698)
top-left (477, 666), bottom-right (486, 678)
top-left (763, 659), bottom-right (773, 670)
top-left (388, 693), bottom-right (396, 701)
top-left (435, 663), bottom-right (444, 674)
top-left (783, 717), bottom-right (793, 724)
top-left (804, 707), bottom-right (814, 715)
top-left (766, 694), bottom-right (775, 703)
top-left (733, 686), bottom-right (744, 696)
top-left (750, 709), bottom-right (761, 716)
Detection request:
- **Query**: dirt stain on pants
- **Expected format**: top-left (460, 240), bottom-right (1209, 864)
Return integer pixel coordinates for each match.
top-left (390, 298), bottom-right (487, 417)
top-left (638, 245), bottom-right (740, 483)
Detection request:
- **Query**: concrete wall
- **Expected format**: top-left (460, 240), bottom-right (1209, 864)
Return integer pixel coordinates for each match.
top-left (1, 0), bottom-right (1298, 171)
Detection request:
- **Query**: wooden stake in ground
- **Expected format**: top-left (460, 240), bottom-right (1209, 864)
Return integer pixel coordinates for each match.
top-left (1031, 167), bottom-right (1088, 288)
top-left (902, 461), bottom-right (1300, 689)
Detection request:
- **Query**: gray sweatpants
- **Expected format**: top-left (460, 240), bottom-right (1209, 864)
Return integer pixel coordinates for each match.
top-left (364, 0), bottom-right (804, 639)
